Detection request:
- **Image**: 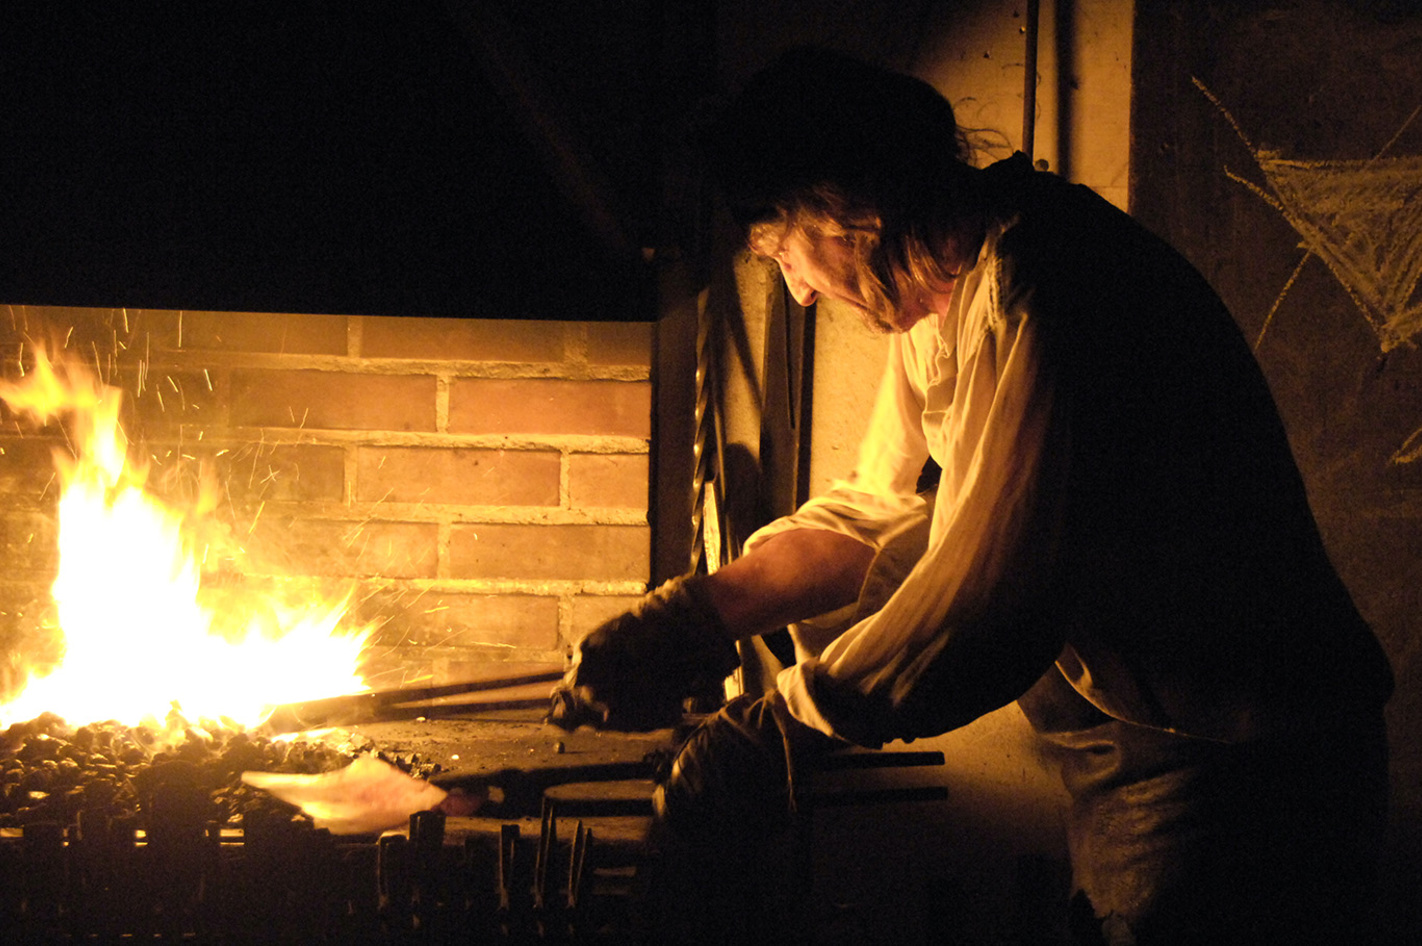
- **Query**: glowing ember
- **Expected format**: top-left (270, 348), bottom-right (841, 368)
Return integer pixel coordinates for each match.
top-left (0, 347), bottom-right (371, 730)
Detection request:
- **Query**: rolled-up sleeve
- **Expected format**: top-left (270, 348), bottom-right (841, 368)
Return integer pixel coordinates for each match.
top-left (777, 275), bottom-right (1070, 747)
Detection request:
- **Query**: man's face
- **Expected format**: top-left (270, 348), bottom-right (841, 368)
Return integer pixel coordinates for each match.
top-left (771, 226), bottom-right (858, 309)
top-left (769, 226), bottom-right (942, 333)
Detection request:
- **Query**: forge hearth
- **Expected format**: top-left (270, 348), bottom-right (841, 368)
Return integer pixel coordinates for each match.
top-left (1, 305), bottom-right (656, 719)
top-left (1, 710), bottom-right (670, 944)
top-left (0, 302), bottom-right (673, 941)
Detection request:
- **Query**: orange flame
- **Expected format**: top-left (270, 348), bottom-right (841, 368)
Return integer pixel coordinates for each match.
top-left (0, 347), bottom-right (370, 730)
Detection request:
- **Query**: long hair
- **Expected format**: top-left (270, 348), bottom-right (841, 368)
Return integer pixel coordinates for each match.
top-left (707, 48), bottom-right (978, 321)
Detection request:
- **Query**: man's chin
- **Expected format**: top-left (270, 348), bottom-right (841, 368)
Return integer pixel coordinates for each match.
top-left (853, 304), bottom-right (903, 335)
top-left (825, 297), bottom-right (916, 335)
top-left (861, 308), bottom-right (924, 335)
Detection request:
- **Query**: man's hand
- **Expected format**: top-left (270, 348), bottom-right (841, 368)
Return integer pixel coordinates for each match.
top-left (653, 691), bottom-right (839, 843)
top-left (547, 576), bottom-right (740, 731)
top-left (643, 693), bottom-right (839, 942)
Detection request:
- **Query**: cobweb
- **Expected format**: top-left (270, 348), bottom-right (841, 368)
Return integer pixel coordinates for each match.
top-left (1194, 79), bottom-right (1422, 464)
top-left (1258, 153), bottom-right (1422, 353)
top-left (1195, 78), bottom-right (1422, 353)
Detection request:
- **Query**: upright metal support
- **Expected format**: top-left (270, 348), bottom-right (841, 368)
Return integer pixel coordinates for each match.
top-left (1023, 0), bottom-right (1040, 160)
top-left (690, 286), bottom-right (727, 576)
top-left (652, 263), bottom-right (703, 587)
top-left (760, 289), bottom-right (814, 524)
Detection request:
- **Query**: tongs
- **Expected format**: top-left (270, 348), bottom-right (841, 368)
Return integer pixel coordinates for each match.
top-left (260, 668), bottom-right (564, 733)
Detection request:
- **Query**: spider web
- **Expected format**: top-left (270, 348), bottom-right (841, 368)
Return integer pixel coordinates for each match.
top-left (1255, 153), bottom-right (1422, 353)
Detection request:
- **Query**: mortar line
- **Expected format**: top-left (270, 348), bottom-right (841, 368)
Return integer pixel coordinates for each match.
top-left (435, 373), bottom-right (451, 434)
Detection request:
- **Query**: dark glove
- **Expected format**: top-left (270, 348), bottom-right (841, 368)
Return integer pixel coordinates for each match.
top-left (547, 575), bottom-right (740, 731)
top-left (652, 691), bottom-right (839, 845)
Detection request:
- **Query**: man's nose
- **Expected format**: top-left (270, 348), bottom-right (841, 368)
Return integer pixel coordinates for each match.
top-left (778, 263), bottom-right (819, 306)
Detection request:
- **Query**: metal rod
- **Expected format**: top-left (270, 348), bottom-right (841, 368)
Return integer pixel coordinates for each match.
top-left (497, 823), bottom-right (519, 916)
top-left (352, 669), bottom-right (566, 707)
top-left (567, 821), bottom-right (590, 911)
top-left (260, 669), bottom-right (564, 732)
top-left (534, 797), bottom-right (555, 912)
top-left (1023, 0), bottom-right (1040, 160)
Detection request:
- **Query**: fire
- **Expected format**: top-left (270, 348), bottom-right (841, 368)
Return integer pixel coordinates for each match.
top-left (0, 346), bottom-right (371, 730)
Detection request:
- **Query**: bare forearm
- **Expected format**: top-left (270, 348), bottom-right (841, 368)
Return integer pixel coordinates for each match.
top-left (701, 529), bottom-right (876, 639)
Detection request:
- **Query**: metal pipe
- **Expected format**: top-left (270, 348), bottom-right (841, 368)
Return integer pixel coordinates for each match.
top-left (1023, 0), bottom-right (1040, 159)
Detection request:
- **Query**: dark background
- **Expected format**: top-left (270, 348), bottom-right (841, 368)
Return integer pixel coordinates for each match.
top-left (1133, 0), bottom-right (1422, 923)
top-left (0, 1), bottom-right (715, 319)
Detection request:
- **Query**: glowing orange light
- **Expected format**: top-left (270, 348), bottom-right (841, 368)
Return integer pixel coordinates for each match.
top-left (0, 347), bottom-right (370, 730)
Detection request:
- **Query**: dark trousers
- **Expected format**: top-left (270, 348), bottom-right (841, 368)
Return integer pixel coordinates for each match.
top-left (1020, 669), bottom-right (1389, 946)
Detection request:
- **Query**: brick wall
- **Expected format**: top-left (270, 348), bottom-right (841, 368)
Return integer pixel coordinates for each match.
top-left (0, 304), bottom-right (653, 699)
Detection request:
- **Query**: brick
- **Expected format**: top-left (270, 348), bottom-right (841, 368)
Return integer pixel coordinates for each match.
top-left (448, 523), bottom-right (650, 582)
top-left (585, 321), bottom-right (653, 367)
top-left (0, 581), bottom-right (55, 631)
top-left (355, 650), bottom-right (430, 691)
top-left (363, 592), bottom-right (561, 650)
top-left (0, 585), bottom-right (62, 695)
top-left (176, 311), bottom-right (348, 355)
top-left (124, 309), bottom-right (189, 352)
top-left (1, 362), bottom-right (216, 446)
top-left (568, 594), bottom-right (645, 645)
top-left (2, 306), bottom-right (182, 359)
top-left (230, 369), bottom-right (437, 432)
top-left (448, 379), bottom-right (651, 438)
top-left (0, 439), bottom-right (64, 503)
top-left (567, 453), bottom-right (649, 510)
top-left (432, 660), bottom-right (564, 690)
top-left (0, 361), bottom-right (107, 433)
top-left (0, 305), bottom-right (58, 349)
top-left (201, 443), bottom-right (346, 503)
top-left (0, 388), bottom-right (66, 434)
top-left (202, 572), bottom-right (374, 627)
top-left (361, 316), bottom-right (567, 363)
top-left (356, 446), bottom-right (558, 506)
top-left (125, 369), bottom-right (224, 433)
top-left (134, 443), bottom-right (346, 514)
top-left (360, 657), bottom-right (562, 693)
top-left (132, 449), bottom-right (215, 511)
top-left (357, 647), bottom-right (564, 694)
top-left (347, 584), bottom-right (556, 676)
top-left (0, 511), bottom-right (58, 574)
top-left (245, 517), bottom-right (439, 579)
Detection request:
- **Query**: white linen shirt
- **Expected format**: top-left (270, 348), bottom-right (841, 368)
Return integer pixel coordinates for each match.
top-left (750, 216), bottom-right (1074, 745)
top-left (744, 158), bottom-right (1391, 748)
